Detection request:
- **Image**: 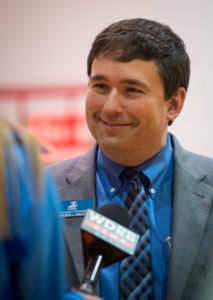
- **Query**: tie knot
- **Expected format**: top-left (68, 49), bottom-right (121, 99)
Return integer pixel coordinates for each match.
top-left (120, 167), bottom-right (150, 190)
top-left (122, 168), bottom-right (141, 183)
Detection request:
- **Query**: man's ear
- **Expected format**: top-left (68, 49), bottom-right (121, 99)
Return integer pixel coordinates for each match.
top-left (167, 87), bottom-right (186, 123)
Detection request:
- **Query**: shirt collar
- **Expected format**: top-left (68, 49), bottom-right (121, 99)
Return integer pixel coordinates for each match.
top-left (97, 148), bottom-right (124, 196)
top-left (139, 133), bottom-right (173, 197)
top-left (97, 133), bottom-right (173, 197)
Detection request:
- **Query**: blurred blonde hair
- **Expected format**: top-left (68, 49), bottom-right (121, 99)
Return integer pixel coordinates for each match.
top-left (0, 119), bottom-right (43, 240)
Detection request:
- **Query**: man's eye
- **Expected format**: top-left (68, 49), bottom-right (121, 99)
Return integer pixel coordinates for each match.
top-left (126, 87), bottom-right (142, 93)
top-left (93, 83), bottom-right (108, 90)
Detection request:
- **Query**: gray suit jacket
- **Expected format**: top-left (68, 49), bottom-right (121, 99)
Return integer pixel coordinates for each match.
top-left (48, 135), bottom-right (213, 300)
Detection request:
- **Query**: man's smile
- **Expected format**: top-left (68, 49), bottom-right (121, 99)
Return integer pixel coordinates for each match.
top-left (100, 118), bottom-right (133, 128)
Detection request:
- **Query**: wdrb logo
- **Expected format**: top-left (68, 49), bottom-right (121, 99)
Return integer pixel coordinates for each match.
top-left (67, 201), bottom-right (78, 211)
top-left (87, 210), bottom-right (138, 244)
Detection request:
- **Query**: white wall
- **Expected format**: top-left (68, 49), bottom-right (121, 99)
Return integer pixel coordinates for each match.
top-left (0, 0), bottom-right (212, 157)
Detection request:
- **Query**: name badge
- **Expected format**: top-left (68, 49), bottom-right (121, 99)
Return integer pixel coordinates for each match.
top-left (60, 199), bottom-right (95, 217)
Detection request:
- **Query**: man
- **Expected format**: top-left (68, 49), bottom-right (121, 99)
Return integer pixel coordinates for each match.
top-left (48, 19), bottom-right (213, 300)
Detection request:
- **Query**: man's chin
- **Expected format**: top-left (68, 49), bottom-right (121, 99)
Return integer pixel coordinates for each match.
top-left (98, 139), bottom-right (127, 157)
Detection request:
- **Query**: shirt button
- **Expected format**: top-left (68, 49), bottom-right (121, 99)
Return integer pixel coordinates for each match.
top-left (110, 187), bottom-right (115, 193)
top-left (150, 188), bottom-right (155, 194)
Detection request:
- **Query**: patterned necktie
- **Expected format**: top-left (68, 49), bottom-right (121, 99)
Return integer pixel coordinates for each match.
top-left (119, 168), bottom-right (154, 300)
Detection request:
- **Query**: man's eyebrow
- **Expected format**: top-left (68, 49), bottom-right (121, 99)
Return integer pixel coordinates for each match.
top-left (90, 75), bottom-right (149, 89)
top-left (121, 79), bottom-right (149, 89)
top-left (90, 74), bottom-right (107, 81)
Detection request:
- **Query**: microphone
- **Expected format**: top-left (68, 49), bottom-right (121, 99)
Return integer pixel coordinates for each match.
top-left (78, 203), bottom-right (140, 295)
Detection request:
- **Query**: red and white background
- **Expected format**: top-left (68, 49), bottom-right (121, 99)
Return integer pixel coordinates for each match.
top-left (0, 0), bottom-right (212, 164)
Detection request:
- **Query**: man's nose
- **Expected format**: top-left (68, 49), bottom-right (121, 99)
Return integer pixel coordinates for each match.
top-left (102, 89), bottom-right (122, 115)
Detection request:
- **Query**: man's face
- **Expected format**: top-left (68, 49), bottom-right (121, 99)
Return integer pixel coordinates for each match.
top-left (86, 56), bottom-right (173, 166)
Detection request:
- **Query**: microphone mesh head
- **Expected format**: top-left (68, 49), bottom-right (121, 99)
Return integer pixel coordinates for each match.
top-left (98, 203), bottom-right (130, 228)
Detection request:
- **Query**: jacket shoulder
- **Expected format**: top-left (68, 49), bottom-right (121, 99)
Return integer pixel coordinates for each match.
top-left (47, 145), bottom-right (97, 187)
top-left (172, 134), bottom-right (213, 183)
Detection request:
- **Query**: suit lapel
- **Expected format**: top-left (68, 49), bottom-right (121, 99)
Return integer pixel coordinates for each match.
top-left (61, 146), bottom-right (98, 284)
top-left (167, 137), bottom-right (213, 300)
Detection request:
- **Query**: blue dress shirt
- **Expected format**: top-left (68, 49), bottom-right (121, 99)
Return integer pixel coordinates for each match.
top-left (96, 133), bottom-right (174, 300)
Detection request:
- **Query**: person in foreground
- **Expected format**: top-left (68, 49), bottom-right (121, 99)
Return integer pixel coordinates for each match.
top-left (48, 18), bottom-right (213, 300)
top-left (0, 119), bottom-right (101, 300)
top-left (0, 119), bottom-right (64, 299)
